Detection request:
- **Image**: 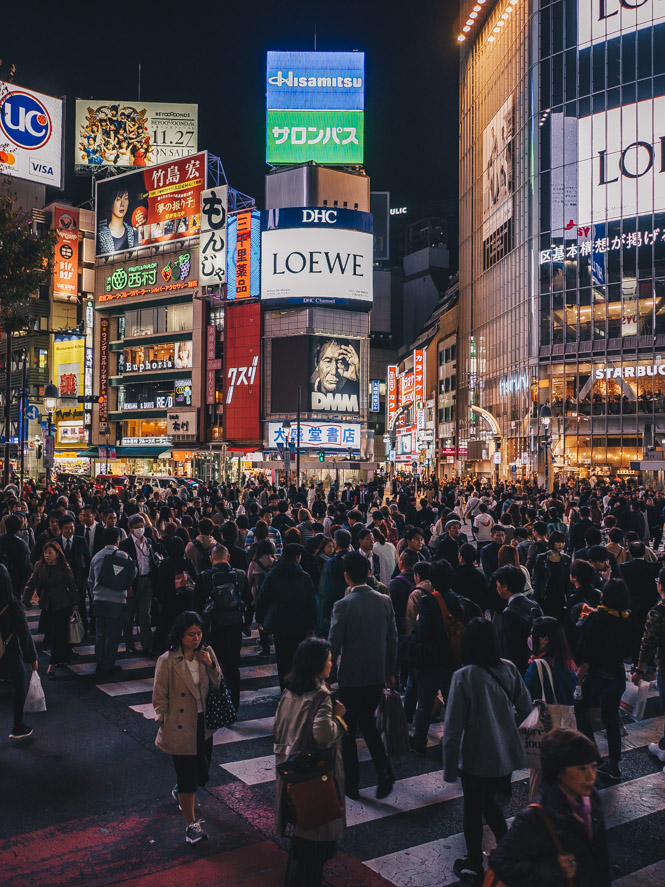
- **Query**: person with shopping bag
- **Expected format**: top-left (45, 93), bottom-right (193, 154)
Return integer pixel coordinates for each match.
top-left (274, 637), bottom-right (347, 887)
top-left (0, 567), bottom-right (39, 740)
top-left (23, 541), bottom-right (80, 676)
top-left (489, 728), bottom-right (610, 887)
top-left (152, 610), bottom-right (223, 845)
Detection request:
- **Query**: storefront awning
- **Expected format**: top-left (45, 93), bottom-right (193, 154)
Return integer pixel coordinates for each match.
top-left (77, 448), bottom-right (99, 458)
top-left (113, 447), bottom-right (173, 459)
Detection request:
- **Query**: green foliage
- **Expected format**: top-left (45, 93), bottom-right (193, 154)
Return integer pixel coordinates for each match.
top-left (0, 183), bottom-right (56, 333)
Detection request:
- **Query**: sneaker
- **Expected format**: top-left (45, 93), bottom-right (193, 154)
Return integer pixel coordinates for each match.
top-left (648, 742), bottom-right (665, 763)
top-left (453, 857), bottom-right (483, 882)
top-left (9, 724), bottom-right (33, 741)
top-left (597, 762), bottom-right (621, 782)
top-left (171, 785), bottom-right (181, 810)
top-left (185, 819), bottom-right (207, 844)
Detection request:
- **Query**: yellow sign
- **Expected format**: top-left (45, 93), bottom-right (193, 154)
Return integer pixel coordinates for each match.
top-left (53, 336), bottom-right (85, 399)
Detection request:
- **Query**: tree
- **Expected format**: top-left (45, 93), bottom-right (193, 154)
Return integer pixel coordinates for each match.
top-left (0, 183), bottom-right (56, 484)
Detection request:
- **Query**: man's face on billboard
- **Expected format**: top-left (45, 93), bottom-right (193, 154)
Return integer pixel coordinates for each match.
top-left (112, 192), bottom-right (129, 220)
top-left (316, 341), bottom-right (356, 393)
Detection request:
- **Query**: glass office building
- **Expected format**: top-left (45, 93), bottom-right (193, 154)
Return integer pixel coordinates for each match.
top-left (458, 0), bottom-right (665, 482)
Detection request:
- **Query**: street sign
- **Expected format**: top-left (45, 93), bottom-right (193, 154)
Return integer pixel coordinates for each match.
top-left (25, 405), bottom-right (40, 420)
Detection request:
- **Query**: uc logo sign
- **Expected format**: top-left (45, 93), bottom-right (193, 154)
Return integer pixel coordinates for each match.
top-left (0, 91), bottom-right (52, 150)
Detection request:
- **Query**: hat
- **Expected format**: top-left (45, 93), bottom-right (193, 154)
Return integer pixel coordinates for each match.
top-left (445, 519), bottom-right (461, 530)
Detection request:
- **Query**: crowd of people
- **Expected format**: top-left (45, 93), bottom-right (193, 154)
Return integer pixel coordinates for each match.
top-left (1, 471), bottom-right (665, 885)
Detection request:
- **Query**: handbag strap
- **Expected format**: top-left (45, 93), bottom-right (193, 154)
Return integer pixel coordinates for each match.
top-left (0, 604), bottom-right (15, 649)
top-left (303, 689), bottom-right (329, 751)
top-left (534, 658), bottom-right (559, 705)
top-left (483, 665), bottom-right (513, 702)
top-left (528, 803), bottom-right (575, 887)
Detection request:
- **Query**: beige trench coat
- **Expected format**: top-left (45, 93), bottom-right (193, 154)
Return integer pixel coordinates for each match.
top-left (274, 684), bottom-right (346, 841)
top-left (152, 646), bottom-right (222, 756)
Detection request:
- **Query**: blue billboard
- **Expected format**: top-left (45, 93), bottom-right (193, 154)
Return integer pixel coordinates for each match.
top-left (266, 51), bottom-right (365, 111)
top-left (262, 206), bottom-right (372, 233)
top-left (226, 209), bottom-right (261, 300)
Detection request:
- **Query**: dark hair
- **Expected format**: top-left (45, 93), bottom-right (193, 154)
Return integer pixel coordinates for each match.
top-left (548, 530), bottom-right (566, 549)
top-left (253, 539), bottom-right (276, 559)
top-left (461, 617), bottom-right (501, 667)
top-left (579, 506), bottom-right (590, 518)
top-left (659, 568), bottom-right (665, 588)
top-left (221, 521), bottom-right (239, 544)
top-left (430, 560), bottom-right (454, 594)
top-left (601, 578), bottom-right (631, 611)
top-left (628, 541), bottom-right (645, 559)
top-left (4, 514), bottom-right (21, 534)
top-left (491, 524), bottom-right (506, 536)
top-left (348, 509), bottom-right (362, 522)
top-left (334, 528), bottom-right (352, 549)
top-left (253, 519), bottom-right (269, 542)
top-left (532, 616), bottom-right (576, 671)
top-left (607, 527), bottom-right (624, 544)
top-left (513, 527), bottom-right (528, 541)
top-left (372, 527), bottom-right (386, 545)
top-left (540, 728), bottom-right (600, 783)
top-left (584, 527), bottom-right (602, 546)
top-left (494, 564), bottom-right (525, 595)
top-left (102, 527), bottom-right (120, 546)
top-left (459, 542), bottom-right (477, 566)
top-left (399, 548), bottom-right (421, 570)
top-left (533, 521), bottom-right (548, 536)
top-left (198, 518), bottom-right (214, 536)
top-left (284, 637), bottom-right (331, 695)
top-left (404, 526), bottom-right (424, 542)
top-left (343, 551), bottom-right (370, 584)
top-left (587, 545), bottom-right (609, 564)
top-left (413, 561), bottom-right (431, 581)
top-left (570, 559), bottom-right (595, 585)
top-left (168, 611), bottom-right (204, 650)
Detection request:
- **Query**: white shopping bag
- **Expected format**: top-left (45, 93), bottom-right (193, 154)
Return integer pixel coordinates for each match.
top-left (24, 670), bottom-right (47, 713)
top-left (620, 679), bottom-right (650, 721)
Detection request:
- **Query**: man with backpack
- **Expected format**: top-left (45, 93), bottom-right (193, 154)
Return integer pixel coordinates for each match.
top-left (184, 518), bottom-right (216, 573)
top-left (88, 527), bottom-right (138, 674)
top-left (193, 544), bottom-right (251, 710)
top-left (0, 515), bottom-right (31, 602)
top-left (410, 561), bottom-right (481, 755)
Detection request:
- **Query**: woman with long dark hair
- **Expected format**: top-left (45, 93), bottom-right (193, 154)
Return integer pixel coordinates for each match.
top-left (23, 540), bottom-right (79, 675)
top-left (152, 611), bottom-right (222, 844)
top-left (0, 567), bottom-right (38, 740)
top-left (274, 637), bottom-right (347, 887)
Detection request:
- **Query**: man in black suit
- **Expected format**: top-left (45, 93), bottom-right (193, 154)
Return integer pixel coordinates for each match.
top-left (567, 506), bottom-right (593, 555)
top-left (620, 541), bottom-right (660, 660)
top-left (58, 514), bottom-right (90, 629)
top-left (435, 519), bottom-right (468, 568)
top-left (341, 483), bottom-right (355, 507)
top-left (119, 514), bottom-right (159, 655)
top-left (76, 506), bottom-right (105, 557)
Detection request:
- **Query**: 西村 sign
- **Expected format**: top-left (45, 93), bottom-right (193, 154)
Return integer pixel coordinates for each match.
top-left (266, 109), bottom-right (363, 166)
top-left (266, 51), bottom-right (364, 111)
top-left (98, 251), bottom-right (195, 302)
top-left (267, 421), bottom-right (361, 450)
top-left (0, 82), bottom-right (63, 187)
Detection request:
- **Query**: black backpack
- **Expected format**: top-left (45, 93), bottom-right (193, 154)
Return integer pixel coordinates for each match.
top-left (193, 539), bottom-right (212, 573)
top-left (203, 568), bottom-right (243, 630)
top-left (98, 550), bottom-right (138, 591)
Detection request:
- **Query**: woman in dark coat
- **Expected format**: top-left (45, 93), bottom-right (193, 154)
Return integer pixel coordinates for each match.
top-left (153, 537), bottom-right (198, 654)
top-left (0, 567), bottom-right (38, 739)
top-left (24, 540), bottom-right (79, 675)
top-left (533, 531), bottom-right (571, 621)
top-left (490, 728), bottom-right (610, 887)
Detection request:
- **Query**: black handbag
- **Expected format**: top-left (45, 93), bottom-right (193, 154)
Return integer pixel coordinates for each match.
top-left (276, 690), bottom-right (344, 831)
top-left (205, 674), bottom-right (237, 730)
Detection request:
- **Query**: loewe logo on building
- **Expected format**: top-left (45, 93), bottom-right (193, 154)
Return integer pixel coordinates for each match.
top-left (272, 250), bottom-right (364, 276)
top-left (579, 0), bottom-right (665, 48)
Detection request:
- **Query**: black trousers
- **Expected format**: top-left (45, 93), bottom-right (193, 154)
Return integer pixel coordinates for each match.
top-left (338, 683), bottom-right (391, 794)
top-left (460, 772), bottom-right (508, 865)
top-left (44, 606), bottom-right (73, 664)
top-left (274, 631), bottom-right (306, 691)
top-left (171, 712), bottom-right (213, 793)
top-left (0, 648), bottom-right (28, 728)
top-left (208, 624), bottom-right (243, 710)
top-left (284, 837), bottom-right (336, 887)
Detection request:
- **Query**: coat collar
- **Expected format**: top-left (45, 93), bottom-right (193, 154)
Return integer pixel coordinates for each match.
top-left (169, 648), bottom-right (203, 698)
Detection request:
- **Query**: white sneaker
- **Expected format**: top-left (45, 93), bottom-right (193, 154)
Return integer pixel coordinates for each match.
top-left (648, 742), bottom-right (665, 763)
top-left (185, 819), bottom-right (207, 844)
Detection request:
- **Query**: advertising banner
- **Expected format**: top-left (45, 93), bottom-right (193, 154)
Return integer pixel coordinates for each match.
top-left (268, 421), bottom-right (361, 450)
top-left (0, 82), bottom-right (63, 187)
top-left (58, 421), bottom-right (87, 446)
top-left (578, 96), bottom-right (665, 225)
top-left (266, 51), bottom-right (364, 111)
top-left (75, 100), bottom-right (197, 169)
top-left (120, 341), bottom-right (192, 373)
top-left (387, 365), bottom-right (398, 428)
top-left (99, 319), bottom-right (109, 423)
top-left (224, 301), bottom-right (261, 441)
top-left (482, 94), bottom-right (514, 269)
top-left (261, 227), bottom-right (373, 307)
top-left (263, 206), bottom-right (372, 233)
top-left (54, 335), bottom-right (85, 401)
top-left (97, 248), bottom-right (197, 304)
top-left (95, 151), bottom-right (206, 257)
top-left (266, 109), bottom-right (363, 165)
top-left (226, 209), bottom-right (261, 299)
top-left (310, 336), bottom-right (360, 415)
top-left (199, 186), bottom-right (227, 285)
top-left (53, 207), bottom-right (80, 302)
top-left (578, 0), bottom-right (665, 49)
top-left (371, 380), bottom-right (381, 412)
top-left (167, 410), bottom-right (197, 439)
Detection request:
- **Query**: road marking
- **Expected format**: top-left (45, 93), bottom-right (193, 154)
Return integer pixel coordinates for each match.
top-left (67, 658), bottom-right (154, 675)
top-left (98, 679), bottom-right (155, 697)
top-left (612, 860), bottom-right (665, 886)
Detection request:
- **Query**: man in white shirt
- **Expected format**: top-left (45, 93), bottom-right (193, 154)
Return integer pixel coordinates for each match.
top-left (119, 514), bottom-right (157, 655)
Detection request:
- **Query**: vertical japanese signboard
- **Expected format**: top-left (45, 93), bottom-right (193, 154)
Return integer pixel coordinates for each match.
top-left (206, 324), bottom-right (219, 406)
top-left (53, 207), bottom-right (79, 302)
top-left (414, 349), bottom-right (425, 439)
top-left (199, 185), bottom-right (227, 285)
top-left (371, 380), bottom-right (380, 412)
top-left (99, 319), bottom-right (109, 424)
top-left (224, 302), bottom-right (261, 441)
top-left (54, 336), bottom-right (85, 400)
top-left (387, 365), bottom-right (398, 428)
top-left (226, 209), bottom-right (261, 299)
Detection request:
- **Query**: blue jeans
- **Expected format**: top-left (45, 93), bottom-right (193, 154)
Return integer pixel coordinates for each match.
top-left (574, 669), bottom-right (626, 766)
top-left (93, 599), bottom-right (126, 670)
top-left (412, 664), bottom-right (455, 751)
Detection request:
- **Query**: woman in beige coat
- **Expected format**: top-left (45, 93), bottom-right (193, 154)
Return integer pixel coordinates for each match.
top-left (153, 611), bottom-right (222, 845)
top-left (274, 637), bottom-right (347, 887)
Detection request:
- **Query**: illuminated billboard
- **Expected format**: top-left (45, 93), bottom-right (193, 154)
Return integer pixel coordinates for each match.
top-left (75, 100), bottom-right (197, 169)
top-left (268, 421), bottom-right (361, 450)
top-left (53, 335), bottom-right (85, 400)
top-left (53, 206), bottom-right (79, 302)
top-left (310, 336), bottom-right (360, 415)
top-left (95, 152), bottom-right (206, 257)
top-left (226, 209), bottom-right (261, 300)
top-left (225, 301), bottom-right (261, 441)
top-left (266, 51), bottom-right (364, 110)
top-left (266, 110), bottom-right (363, 165)
top-left (578, 0), bottom-right (665, 49)
top-left (0, 82), bottom-right (63, 187)
top-left (482, 94), bottom-right (514, 269)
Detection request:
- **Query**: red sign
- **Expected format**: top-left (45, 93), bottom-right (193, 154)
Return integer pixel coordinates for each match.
top-left (414, 350), bottom-right (425, 405)
top-left (224, 301), bottom-right (261, 442)
top-left (99, 318), bottom-right (109, 422)
top-left (387, 365), bottom-right (398, 428)
top-left (206, 325), bottom-right (218, 406)
top-left (207, 325), bottom-right (216, 361)
top-left (53, 206), bottom-right (79, 302)
top-left (235, 211), bottom-right (252, 299)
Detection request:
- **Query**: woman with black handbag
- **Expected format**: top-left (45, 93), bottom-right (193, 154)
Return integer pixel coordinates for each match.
top-left (274, 637), bottom-right (347, 887)
top-left (153, 611), bottom-right (222, 845)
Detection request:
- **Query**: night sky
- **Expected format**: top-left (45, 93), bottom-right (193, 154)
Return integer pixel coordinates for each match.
top-left (3, 1), bottom-right (460, 245)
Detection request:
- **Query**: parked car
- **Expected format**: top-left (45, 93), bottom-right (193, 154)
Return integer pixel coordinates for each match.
top-left (94, 474), bottom-right (128, 492)
top-left (57, 472), bottom-right (93, 485)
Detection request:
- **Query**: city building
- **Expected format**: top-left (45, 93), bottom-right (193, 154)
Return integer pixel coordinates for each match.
top-left (457, 0), bottom-right (665, 484)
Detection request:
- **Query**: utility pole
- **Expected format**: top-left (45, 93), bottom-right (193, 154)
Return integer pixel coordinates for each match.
top-left (296, 384), bottom-right (301, 489)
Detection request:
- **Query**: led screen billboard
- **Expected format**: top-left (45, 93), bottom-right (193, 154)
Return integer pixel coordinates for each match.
top-left (482, 94), bottom-right (514, 269)
top-left (226, 209), bottom-right (261, 299)
top-left (261, 227), bottom-right (373, 307)
top-left (266, 51), bottom-right (365, 110)
top-left (224, 301), bottom-right (261, 441)
top-left (266, 109), bottom-right (363, 165)
top-left (75, 100), bottom-right (197, 169)
top-left (0, 82), bottom-right (63, 187)
top-left (53, 206), bottom-right (79, 302)
top-left (95, 152), bottom-right (206, 257)
top-left (310, 336), bottom-right (360, 415)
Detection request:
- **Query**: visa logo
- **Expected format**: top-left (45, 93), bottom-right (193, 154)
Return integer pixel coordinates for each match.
top-left (31, 162), bottom-right (54, 176)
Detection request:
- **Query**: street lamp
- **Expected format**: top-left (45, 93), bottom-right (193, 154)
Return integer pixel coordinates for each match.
top-left (43, 382), bottom-right (59, 484)
top-left (540, 403), bottom-right (552, 492)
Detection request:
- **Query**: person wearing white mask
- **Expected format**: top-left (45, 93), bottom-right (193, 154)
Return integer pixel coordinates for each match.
top-left (120, 514), bottom-right (159, 656)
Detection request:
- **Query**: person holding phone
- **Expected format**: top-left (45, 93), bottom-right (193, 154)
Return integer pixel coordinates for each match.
top-left (153, 611), bottom-right (222, 844)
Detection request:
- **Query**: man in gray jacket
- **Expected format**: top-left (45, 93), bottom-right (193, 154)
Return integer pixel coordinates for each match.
top-left (88, 527), bottom-right (137, 674)
top-left (329, 552), bottom-right (398, 800)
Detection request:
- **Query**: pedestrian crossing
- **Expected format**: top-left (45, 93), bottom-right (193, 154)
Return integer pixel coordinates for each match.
top-left (25, 607), bottom-right (665, 886)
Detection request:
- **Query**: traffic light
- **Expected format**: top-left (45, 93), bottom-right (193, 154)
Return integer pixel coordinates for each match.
top-left (318, 450), bottom-right (325, 462)
top-left (37, 444), bottom-right (43, 460)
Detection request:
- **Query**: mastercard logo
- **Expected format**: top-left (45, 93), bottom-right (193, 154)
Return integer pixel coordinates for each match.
top-left (0, 151), bottom-right (16, 165)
